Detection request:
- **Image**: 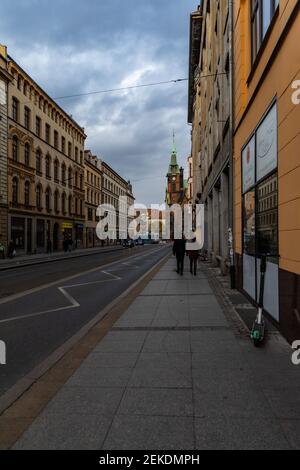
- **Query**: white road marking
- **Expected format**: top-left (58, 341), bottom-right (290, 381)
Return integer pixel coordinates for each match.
top-left (0, 271), bottom-right (122, 325)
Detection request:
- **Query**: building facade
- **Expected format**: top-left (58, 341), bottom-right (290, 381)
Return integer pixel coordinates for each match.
top-left (233, 0), bottom-right (300, 342)
top-left (6, 52), bottom-right (86, 254)
top-left (101, 161), bottom-right (133, 243)
top-left (188, 1), bottom-right (232, 273)
top-left (84, 150), bottom-right (102, 248)
top-left (0, 45), bottom-right (11, 250)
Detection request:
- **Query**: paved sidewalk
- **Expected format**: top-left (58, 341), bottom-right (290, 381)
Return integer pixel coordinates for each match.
top-left (12, 258), bottom-right (300, 450)
top-left (0, 245), bottom-right (124, 270)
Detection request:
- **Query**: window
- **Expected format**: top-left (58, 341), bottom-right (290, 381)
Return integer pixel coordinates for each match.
top-left (12, 97), bottom-right (19, 121)
top-left (61, 136), bottom-right (66, 154)
top-left (68, 195), bottom-right (72, 215)
top-left (62, 193), bottom-right (66, 214)
top-left (54, 130), bottom-right (59, 149)
top-left (54, 190), bottom-right (59, 213)
top-left (24, 181), bottom-right (30, 207)
top-left (36, 185), bottom-right (42, 209)
top-left (12, 136), bottom-right (18, 162)
top-left (36, 116), bottom-right (41, 137)
top-left (24, 107), bottom-right (31, 129)
top-left (24, 143), bottom-right (30, 167)
top-left (243, 190), bottom-right (256, 255)
top-left (45, 188), bottom-right (51, 211)
top-left (54, 159), bottom-right (59, 182)
top-left (75, 147), bottom-right (78, 162)
top-left (68, 167), bottom-right (72, 188)
top-left (68, 142), bottom-right (72, 158)
top-left (46, 155), bottom-right (51, 178)
top-left (62, 164), bottom-right (66, 185)
top-left (45, 124), bottom-right (50, 144)
top-left (12, 177), bottom-right (18, 204)
top-left (257, 173), bottom-right (278, 256)
top-left (251, 0), bottom-right (279, 62)
top-left (36, 149), bottom-right (42, 174)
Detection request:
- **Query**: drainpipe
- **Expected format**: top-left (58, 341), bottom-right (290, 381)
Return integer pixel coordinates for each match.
top-left (228, 0), bottom-right (236, 289)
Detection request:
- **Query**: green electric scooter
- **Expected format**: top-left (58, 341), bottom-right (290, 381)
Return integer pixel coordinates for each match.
top-left (250, 253), bottom-right (279, 347)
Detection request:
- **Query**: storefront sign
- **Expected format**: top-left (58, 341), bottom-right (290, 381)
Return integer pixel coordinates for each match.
top-left (242, 136), bottom-right (255, 193)
top-left (256, 104), bottom-right (277, 181)
top-left (61, 222), bottom-right (73, 230)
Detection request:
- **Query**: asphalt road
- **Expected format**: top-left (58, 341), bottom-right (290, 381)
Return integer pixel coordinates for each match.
top-left (0, 244), bottom-right (170, 397)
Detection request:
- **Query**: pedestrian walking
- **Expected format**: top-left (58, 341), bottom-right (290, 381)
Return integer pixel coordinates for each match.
top-left (7, 240), bottom-right (15, 259)
top-left (173, 236), bottom-right (186, 276)
top-left (186, 244), bottom-right (200, 276)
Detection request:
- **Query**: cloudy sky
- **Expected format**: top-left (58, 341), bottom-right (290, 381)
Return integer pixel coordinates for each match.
top-left (1, 0), bottom-right (198, 205)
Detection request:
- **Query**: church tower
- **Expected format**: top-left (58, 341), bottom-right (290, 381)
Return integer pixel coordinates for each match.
top-left (165, 133), bottom-right (186, 207)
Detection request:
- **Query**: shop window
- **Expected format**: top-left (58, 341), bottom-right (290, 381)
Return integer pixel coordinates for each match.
top-left (36, 219), bottom-right (45, 248)
top-left (11, 217), bottom-right (25, 249)
top-left (257, 173), bottom-right (278, 257)
top-left (243, 190), bottom-right (256, 255)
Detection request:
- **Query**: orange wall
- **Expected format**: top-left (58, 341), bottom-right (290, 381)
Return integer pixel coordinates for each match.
top-left (233, 0), bottom-right (300, 274)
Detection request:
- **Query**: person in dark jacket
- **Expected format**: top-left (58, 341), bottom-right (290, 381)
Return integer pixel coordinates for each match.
top-left (173, 237), bottom-right (186, 275)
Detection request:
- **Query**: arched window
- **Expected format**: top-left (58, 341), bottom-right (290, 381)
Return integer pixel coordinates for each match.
top-left (12, 136), bottom-right (18, 161)
top-left (62, 164), bottom-right (66, 184)
top-left (68, 167), bottom-right (72, 188)
top-left (12, 177), bottom-right (18, 204)
top-left (46, 155), bottom-right (51, 178)
top-left (54, 159), bottom-right (59, 182)
top-left (36, 149), bottom-right (42, 174)
top-left (54, 190), bottom-right (59, 213)
top-left (24, 181), bottom-right (30, 207)
top-left (24, 143), bottom-right (30, 167)
top-left (45, 188), bottom-right (51, 211)
top-left (62, 193), bottom-right (66, 214)
top-left (36, 185), bottom-right (42, 209)
top-left (68, 195), bottom-right (72, 215)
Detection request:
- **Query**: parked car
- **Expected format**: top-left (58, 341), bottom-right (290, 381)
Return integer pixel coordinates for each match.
top-left (122, 239), bottom-right (135, 248)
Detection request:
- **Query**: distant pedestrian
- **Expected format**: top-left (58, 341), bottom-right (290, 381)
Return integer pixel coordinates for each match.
top-left (7, 240), bottom-right (15, 259)
top-left (173, 236), bottom-right (186, 276)
top-left (68, 238), bottom-right (73, 252)
top-left (0, 242), bottom-right (5, 259)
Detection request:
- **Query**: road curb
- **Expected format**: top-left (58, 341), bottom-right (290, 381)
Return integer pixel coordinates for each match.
top-left (0, 250), bottom-right (170, 449)
top-left (0, 246), bottom-right (126, 272)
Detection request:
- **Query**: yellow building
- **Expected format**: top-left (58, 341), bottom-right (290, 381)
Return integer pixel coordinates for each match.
top-left (233, 1), bottom-right (300, 342)
top-left (0, 45), bottom-right (12, 250)
top-left (84, 150), bottom-right (102, 248)
top-left (6, 49), bottom-right (86, 253)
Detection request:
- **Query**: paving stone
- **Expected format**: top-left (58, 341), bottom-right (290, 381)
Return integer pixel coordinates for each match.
top-left (67, 366), bottom-right (132, 388)
top-left (142, 331), bottom-right (191, 353)
top-left (194, 417), bottom-right (290, 450)
top-left (45, 387), bottom-right (124, 415)
top-left (83, 353), bottom-right (139, 369)
top-left (103, 415), bottom-right (194, 450)
top-left (117, 388), bottom-right (193, 417)
top-left (14, 413), bottom-right (112, 450)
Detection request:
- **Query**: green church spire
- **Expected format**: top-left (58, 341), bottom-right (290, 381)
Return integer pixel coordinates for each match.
top-left (168, 131), bottom-right (180, 175)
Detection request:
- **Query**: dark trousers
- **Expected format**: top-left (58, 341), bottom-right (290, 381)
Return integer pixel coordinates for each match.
top-left (176, 255), bottom-right (184, 274)
top-left (190, 257), bottom-right (198, 275)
